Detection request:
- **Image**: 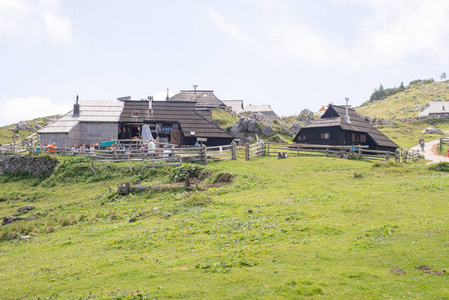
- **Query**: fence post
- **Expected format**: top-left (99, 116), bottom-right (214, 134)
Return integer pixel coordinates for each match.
top-left (267, 143), bottom-right (270, 156)
top-left (245, 144), bottom-right (249, 161)
top-left (326, 147), bottom-right (329, 157)
top-left (440, 138), bottom-right (443, 152)
top-left (231, 141), bottom-right (237, 160)
top-left (358, 145), bottom-right (362, 159)
top-left (386, 151), bottom-right (390, 161)
top-left (202, 144), bottom-right (208, 165)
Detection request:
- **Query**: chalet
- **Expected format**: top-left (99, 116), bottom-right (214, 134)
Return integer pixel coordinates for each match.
top-left (292, 105), bottom-right (398, 152)
top-left (222, 100), bottom-right (245, 114)
top-left (38, 97), bottom-right (233, 148)
top-left (38, 100), bottom-right (123, 147)
top-left (417, 102), bottom-right (449, 119)
top-left (148, 101), bottom-right (233, 146)
top-left (168, 89), bottom-right (226, 109)
top-left (244, 104), bottom-right (278, 118)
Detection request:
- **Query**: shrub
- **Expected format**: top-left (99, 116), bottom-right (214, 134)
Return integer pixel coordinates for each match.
top-left (429, 162), bottom-right (449, 172)
top-left (170, 165), bottom-right (202, 182)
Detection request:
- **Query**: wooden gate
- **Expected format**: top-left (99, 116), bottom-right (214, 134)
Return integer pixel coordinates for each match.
top-left (170, 130), bottom-right (182, 147)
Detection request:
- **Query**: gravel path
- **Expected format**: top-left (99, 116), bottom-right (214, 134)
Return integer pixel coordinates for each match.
top-left (410, 139), bottom-right (449, 164)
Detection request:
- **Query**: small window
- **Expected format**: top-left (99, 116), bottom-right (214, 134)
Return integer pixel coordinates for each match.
top-left (297, 134), bottom-right (306, 141)
top-left (132, 111), bottom-right (139, 117)
top-left (321, 132), bottom-right (330, 139)
top-left (352, 133), bottom-right (366, 143)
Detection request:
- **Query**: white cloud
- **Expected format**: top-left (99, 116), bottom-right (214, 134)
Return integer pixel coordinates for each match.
top-left (0, 97), bottom-right (71, 127)
top-left (0, 0), bottom-right (74, 43)
top-left (349, 0), bottom-right (449, 67)
top-left (210, 10), bottom-right (249, 42)
top-left (217, 0), bottom-right (449, 69)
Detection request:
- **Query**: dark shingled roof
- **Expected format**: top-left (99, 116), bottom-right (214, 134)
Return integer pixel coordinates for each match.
top-left (302, 105), bottom-right (398, 149)
top-left (149, 101), bottom-right (232, 139)
top-left (119, 100), bottom-right (151, 123)
top-left (168, 90), bottom-right (226, 108)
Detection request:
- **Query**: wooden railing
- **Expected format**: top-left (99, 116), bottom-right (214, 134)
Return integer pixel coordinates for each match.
top-left (0, 141), bottom-right (409, 164)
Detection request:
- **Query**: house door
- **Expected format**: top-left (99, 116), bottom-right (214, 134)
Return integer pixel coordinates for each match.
top-left (170, 130), bottom-right (181, 147)
top-left (130, 126), bottom-right (141, 139)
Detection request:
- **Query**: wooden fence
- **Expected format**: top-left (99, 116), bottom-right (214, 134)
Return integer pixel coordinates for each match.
top-left (264, 143), bottom-right (397, 161)
top-left (0, 140), bottom-right (411, 166)
top-left (439, 138), bottom-right (449, 153)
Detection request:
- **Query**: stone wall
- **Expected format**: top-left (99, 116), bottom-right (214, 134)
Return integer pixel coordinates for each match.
top-left (0, 155), bottom-right (59, 177)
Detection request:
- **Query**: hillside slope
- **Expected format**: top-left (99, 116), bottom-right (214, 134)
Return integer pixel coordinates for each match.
top-left (1, 157), bottom-right (449, 298)
top-left (356, 79), bottom-right (449, 120)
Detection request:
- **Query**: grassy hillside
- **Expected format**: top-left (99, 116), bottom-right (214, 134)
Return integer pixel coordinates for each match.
top-left (1, 156), bottom-right (449, 298)
top-left (0, 116), bottom-right (57, 145)
top-left (356, 80), bottom-right (449, 120)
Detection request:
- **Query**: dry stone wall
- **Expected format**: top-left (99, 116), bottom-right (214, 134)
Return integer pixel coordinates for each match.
top-left (0, 155), bottom-right (59, 177)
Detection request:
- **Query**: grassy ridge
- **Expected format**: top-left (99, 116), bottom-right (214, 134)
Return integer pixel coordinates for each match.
top-left (1, 156), bottom-right (448, 298)
top-left (356, 80), bottom-right (449, 120)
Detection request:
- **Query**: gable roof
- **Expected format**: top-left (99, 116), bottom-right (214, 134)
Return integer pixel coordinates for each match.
top-left (245, 104), bottom-right (278, 118)
top-left (169, 90), bottom-right (225, 108)
top-left (38, 100), bottom-right (124, 133)
top-left (417, 102), bottom-right (449, 118)
top-left (119, 100), bottom-right (151, 123)
top-left (299, 105), bottom-right (398, 149)
top-left (222, 100), bottom-right (245, 114)
top-left (149, 101), bottom-right (232, 139)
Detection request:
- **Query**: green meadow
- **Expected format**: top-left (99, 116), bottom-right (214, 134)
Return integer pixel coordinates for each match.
top-left (1, 155), bottom-right (448, 299)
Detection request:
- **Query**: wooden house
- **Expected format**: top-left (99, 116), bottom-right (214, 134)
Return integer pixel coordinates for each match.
top-left (417, 102), bottom-right (449, 119)
top-left (148, 101), bottom-right (233, 146)
top-left (118, 99), bottom-right (151, 139)
top-left (169, 89), bottom-right (226, 109)
top-left (292, 105), bottom-right (398, 152)
top-left (38, 100), bottom-right (123, 147)
top-left (38, 97), bottom-right (233, 147)
top-left (244, 104), bottom-right (278, 118)
top-left (222, 100), bottom-right (245, 114)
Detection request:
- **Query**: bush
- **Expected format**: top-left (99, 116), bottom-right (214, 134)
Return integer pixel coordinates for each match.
top-left (170, 165), bottom-right (202, 182)
top-left (429, 162), bottom-right (449, 172)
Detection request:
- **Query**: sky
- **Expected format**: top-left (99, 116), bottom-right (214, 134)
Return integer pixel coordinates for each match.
top-left (1, 0), bottom-right (449, 127)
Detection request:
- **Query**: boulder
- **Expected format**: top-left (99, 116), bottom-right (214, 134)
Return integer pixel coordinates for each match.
top-left (261, 125), bottom-right (275, 137)
top-left (247, 119), bottom-right (258, 132)
top-left (289, 121), bottom-right (301, 135)
top-left (425, 126), bottom-right (445, 135)
top-left (230, 122), bottom-right (244, 137)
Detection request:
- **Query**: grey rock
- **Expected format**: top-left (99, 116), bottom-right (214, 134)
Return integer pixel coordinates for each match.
top-left (289, 121), bottom-right (301, 135)
top-left (241, 119), bottom-right (250, 131)
top-left (247, 119), bottom-right (258, 132)
top-left (19, 236), bottom-right (30, 240)
top-left (164, 213), bottom-right (172, 218)
top-left (256, 112), bottom-right (266, 120)
top-left (425, 126), bottom-right (445, 135)
top-left (16, 205), bottom-right (34, 213)
top-left (230, 122), bottom-right (243, 137)
top-left (261, 125), bottom-right (275, 137)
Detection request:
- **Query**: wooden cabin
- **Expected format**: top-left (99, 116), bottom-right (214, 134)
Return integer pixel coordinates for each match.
top-left (292, 105), bottom-right (398, 152)
top-left (38, 98), bottom-right (233, 148)
top-left (148, 101), bottom-right (233, 146)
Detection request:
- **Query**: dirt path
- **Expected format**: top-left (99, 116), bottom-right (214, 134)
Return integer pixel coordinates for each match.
top-left (410, 139), bottom-right (449, 164)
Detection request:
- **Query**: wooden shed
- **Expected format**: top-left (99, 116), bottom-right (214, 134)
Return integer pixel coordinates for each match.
top-left (292, 105), bottom-right (398, 152)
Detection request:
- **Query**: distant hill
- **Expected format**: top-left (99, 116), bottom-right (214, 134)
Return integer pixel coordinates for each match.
top-left (356, 79), bottom-right (449, 120)
top-left (0, 116), bottom-right (58, 144)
